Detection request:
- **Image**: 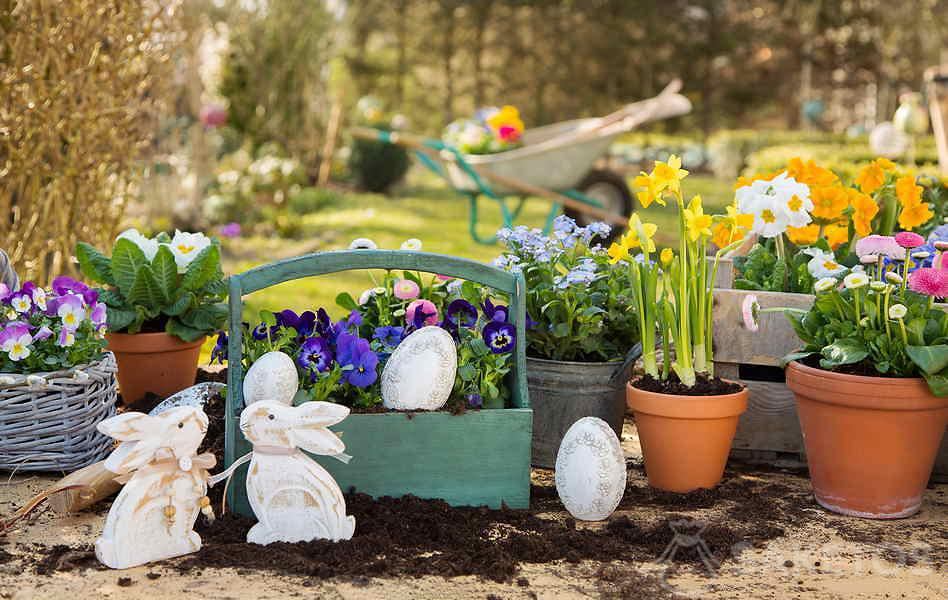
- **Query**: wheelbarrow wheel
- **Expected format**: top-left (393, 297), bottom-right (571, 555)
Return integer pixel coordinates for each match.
top-left (565, 169), bottom-right (633, 243)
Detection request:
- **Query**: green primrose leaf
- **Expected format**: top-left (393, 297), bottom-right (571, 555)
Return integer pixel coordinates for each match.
top-left (111, 238), bottom-right (148, 297)
top-left (127, 265), bottom-right (163, 309)
top-left (75, 242), bottom-right (114, 285)
top-left (820, 338), bottom-right (868, 368)
top-left (780, 351), bottom-right (814, 368)
top-left (181, 244), bottom-right (221, 292)
top-left (906, 345), bottom-right (948, 376)
top-left (151, 245), bottom-right (178, 304)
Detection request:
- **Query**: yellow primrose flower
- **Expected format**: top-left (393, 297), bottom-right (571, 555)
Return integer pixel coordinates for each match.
top-left (895, 175), bottom-right (923, 207)
top-left (650, 155), bottom-right (688, 196)
top-left (898, 198), bottom-right (934, 230)
top-left (848, 188), bottom-right (879, 237)
top-left (683, 195), bottom-right (712, 241)
top-left (855, 159), bottom-right (891, 194)
top-left (786, 224), bottom-right (819, 246)
top-left (633, 171), bottom-right (664, 208)
top-left (824, 223), bottom-right (849, 249)
top-left (660, 248), bottom-right (674, 265)
top-left (622, 214), bottom-right (658, 253)
top-left (710, 205), bottom-right (753, 249)
top-left (810, 185), bottom-right (848, 221)
top-left (787, 157), bottom-right (838, 187)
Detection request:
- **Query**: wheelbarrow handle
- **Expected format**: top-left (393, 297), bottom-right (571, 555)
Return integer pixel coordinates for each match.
top-left (349, 126), bottom-right (437, 151)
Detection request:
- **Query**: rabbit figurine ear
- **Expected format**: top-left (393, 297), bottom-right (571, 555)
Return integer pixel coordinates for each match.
top-left (287, 401), bottom-right (350, 456)
top-left (98, 413), bottom-right (164, 474)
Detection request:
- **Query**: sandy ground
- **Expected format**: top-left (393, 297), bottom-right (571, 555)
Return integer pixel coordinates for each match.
top-left (1, 424), bottom-right (945, 600)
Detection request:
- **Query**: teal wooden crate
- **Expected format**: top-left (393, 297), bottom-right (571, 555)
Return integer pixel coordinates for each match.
top-left (224, 250), bottom-right (532, 510)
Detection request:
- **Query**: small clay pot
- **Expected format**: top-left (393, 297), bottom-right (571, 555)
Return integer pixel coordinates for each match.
top-left (786, 360), bottom-right (948, 519)
top-left (107, 332), bottom-right (205, 405)
top-left (626, 380), bottom-right (748, 493)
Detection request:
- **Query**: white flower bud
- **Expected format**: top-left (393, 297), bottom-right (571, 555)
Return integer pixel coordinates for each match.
top-left (888, 304), bottom-right (908, 319)
top-left (885, 272), bottom-right (904, 284)
top-left (813, 277), bottom-right (837, 293)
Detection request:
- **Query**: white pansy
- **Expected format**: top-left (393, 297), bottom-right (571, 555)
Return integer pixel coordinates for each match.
top-left (117, 228), bottom-right (160, 261)
top-left (813, 277), bottom-right (838, 293)
top-left (735, 172), bottom-right (813, 238)
top-left (803, 248), bottom-right (847, 278)
top-left (400, 238), bottom-right (423, 251)
top-left (169, 230), bottom-right (212, 273)
top-left (888, 304), bottom-right (908, 319)
top-left (843, 272), bottom-right (870, 289)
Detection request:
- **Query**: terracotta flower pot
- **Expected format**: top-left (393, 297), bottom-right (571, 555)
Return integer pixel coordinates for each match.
top-left (106, 332), bottom-right (205, 405)
top-left (786, 360), bottom-right (948, 519)
top-left (626, 380), bottom-right (748, 492)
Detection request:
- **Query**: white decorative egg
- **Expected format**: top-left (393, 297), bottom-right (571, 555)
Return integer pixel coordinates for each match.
top-left (243, 351), bottom-right (299, 406)
top-left (555, 417), bottom-right (627, 521)
top-left (381, 326), bottom-right (457, 411)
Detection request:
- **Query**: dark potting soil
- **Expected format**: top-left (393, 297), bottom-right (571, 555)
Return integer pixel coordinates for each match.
top-left (631, 373), bottom-right (743, 396)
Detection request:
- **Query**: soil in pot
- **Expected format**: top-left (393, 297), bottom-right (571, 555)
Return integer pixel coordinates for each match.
top-left (108, 332), bottom-right (206, 405)
top-left (786, 360), bottom-right (948, 519)
top-left (627, 374), bottom-right (747, 493)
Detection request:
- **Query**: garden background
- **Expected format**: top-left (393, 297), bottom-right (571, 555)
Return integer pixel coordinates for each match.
top-left (2, 0), bottom-right (947, 325)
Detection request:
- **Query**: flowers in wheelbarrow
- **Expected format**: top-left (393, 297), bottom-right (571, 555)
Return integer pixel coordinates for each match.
top-left (484, 105), bottom-right (524, 143)
top-left (443, 105), bottom-right (525, 155)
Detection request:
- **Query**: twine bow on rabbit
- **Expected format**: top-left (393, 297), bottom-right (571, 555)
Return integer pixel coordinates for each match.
top-left (94, 406), bottom-right (217, 570)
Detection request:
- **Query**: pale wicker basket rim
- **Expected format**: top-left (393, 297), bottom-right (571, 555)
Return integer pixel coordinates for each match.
top-left (0, 351), bottom-right (114, 386)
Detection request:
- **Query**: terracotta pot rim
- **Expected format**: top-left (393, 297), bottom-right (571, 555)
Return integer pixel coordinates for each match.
top-left (626, 379), bottom-right (748, 419)
top-left (786, 360), bottom-right (948, 412)
top-left (106, 331), bottom-right (206, 353)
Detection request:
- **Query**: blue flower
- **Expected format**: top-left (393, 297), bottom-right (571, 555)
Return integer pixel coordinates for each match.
top-left (583, 222), bottom-right (611, 244)
top-left (276, 309), bottom-right (317, 337)
top-left (927, 224), bottom-right (948, 244)
top-left (482, 320), bottom-right (516, 353)
top-left (251, 322), bottom-right (270, 341)
top-left (341, 338), bottom-right (379, 388)
top-left (467, 393), bottom-right (483, 408)
top-left (526, 312), bottom-right (539, 330)
top-left (335, 331), bottom-right (359, 366)
top-left (373, 325), bottom-right (405, 347)
top-left (210, 331), bottom-right (227, 364)
top-left (445, 299), bottom-right (478, 328)
top-left (297, 336), bottom-right (333, 374)
top-left (482, 299), bottom-right (509, 323)
top-left (552, 214), bottom-right (577, 234)
top-left (315, 308), bottom-right (337, 340)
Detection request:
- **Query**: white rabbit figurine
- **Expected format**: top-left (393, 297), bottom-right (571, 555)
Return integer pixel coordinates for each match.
top-left (95, 406), bottom-right (216, 569)
top-left (240, 399), bottom-right (356, 544)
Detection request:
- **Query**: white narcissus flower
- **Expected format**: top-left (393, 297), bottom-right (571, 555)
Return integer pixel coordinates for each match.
top-left (843, 272), bottom-right (870, 289)
top-left (117, 228), bottom-right (160, 261)
top-left (813, 277), bottom-right (838, 293)
top-left (803, 248), bottom-right (847, 278)
top-left (400, 238), bottom-right (423, 251)
top-left (169, 230), bottom-right (212, 273)
top-left (888, 304), bottom-right (908, 319)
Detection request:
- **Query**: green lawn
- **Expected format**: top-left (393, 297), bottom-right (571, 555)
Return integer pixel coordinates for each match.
top-left (205, 169), bottom-right (732, 360)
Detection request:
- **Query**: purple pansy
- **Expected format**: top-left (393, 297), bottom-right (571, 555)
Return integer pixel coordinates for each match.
top-left (345, 344), bottom-right (379, 388)
top-left (33, 326), bottom-right (53, 342)
top-left (51, 276), bottom-right (97, 305)
top-left (251, 322), bottom-right (270, 341)
top-left (276, 309), bottom-right (317, 338)
top-left (467, 393), bottom-right (483, 408)
top-left (445, 299), bottom-right (478, 328)
top-left (298, 336), bottom-right (334, 375)
top-left (373, 326), bottom-right (405, 347)
top-left (482, 299), bottom-right (509, 323)
top-left (210, 331), bottom-right (228, 364)
top-left (482, 320), bottom-right (516, 354)
top-left (90, 302), bottom-right (107, 328)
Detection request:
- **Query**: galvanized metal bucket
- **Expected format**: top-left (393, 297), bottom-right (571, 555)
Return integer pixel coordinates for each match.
top-left (526, 356), bottom-right (631, 468)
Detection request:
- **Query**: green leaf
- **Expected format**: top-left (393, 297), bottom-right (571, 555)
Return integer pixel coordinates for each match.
top-left (180, 304), bottom-right (228, 333)
top-left (336, 292), bottom-right (358, 311)
top-left (180, 244), bottom-right (221, 292)
top-left (923, 372), bottom-right (948, 396)
top-left (820, 338), bottom-right (869, 368)
top-left (127, 265), bottom-right (163, 309)
top-left (165, 291), bottom-right (194, 316)
top-left (75, 242), bottom-right (113, 285)
top-left (111, 238), bottom-right (148, 297)
top-left (780, 351), bottom-right (814, 368)
top-left (166, 318), bottom-right (206, 343)
top-left (458, 363), bottom-right (476, 382)
top-left (906, 345), bottom-right (948, 376)
top-left (107, 307), bottom-right (138, 332)
top-left (151, 245), bottom-right (178, 304)
top-left (99, 288), bottom-right (126, 308)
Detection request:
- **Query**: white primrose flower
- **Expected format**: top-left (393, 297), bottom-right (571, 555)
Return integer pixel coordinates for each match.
top-left (169, 230), bottom-right (212, 274)
top-left (813, 277), bottom-right (838, 293)
top-left (735, 172), bottom-right (812, 238)
top-left (803, 248), bottom-right (847, 278)
top-left (117, 228), bottom-right (160, 261)
top-left (843, 272), bottom-right (870, 289)
top-left (400, 238), bottom-right (423, 251)
top-left (888, 304), bottom-right (908, 319)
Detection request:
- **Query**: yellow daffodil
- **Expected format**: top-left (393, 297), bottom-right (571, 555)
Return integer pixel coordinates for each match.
top-left (787, 157), bottom-right (838, 187)
top-left (660, 248), bottom-right (674, 265)
top-left (810, 185), bottom-right (848, 221)
top-left (633, 171), bottom-right (664, 208)
top-left (786, 224), bottom-right (820, 246)
top-left (895, 175), bottom-right (923, 207)
top-left (607, 241), bottom-right (629, 265)
top-left (855, 159), bottom-right (892, 194)
top-left (650, 155), bottom-right (688, 196)
top-left (898, 198), bottom-right (934, 230)
top-left (622, 214), bottom-right (658, 253)
top-left (824, 223), bottom-right (849, 249)
top-left (848, 188), bottom-right (879, 237)
top-left (683, 195), bottom-right (712, 241)
top-left (710, 205), bottom-right (752, 249)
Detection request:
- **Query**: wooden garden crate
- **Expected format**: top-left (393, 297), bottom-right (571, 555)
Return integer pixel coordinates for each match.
top-left (712, 258), bottom-right (948, 481)
top-left (224, 250), bottom-right (533, 513)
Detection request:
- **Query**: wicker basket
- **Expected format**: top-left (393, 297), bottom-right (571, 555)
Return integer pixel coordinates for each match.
top-left (0, 352), bottom-right (118, 472)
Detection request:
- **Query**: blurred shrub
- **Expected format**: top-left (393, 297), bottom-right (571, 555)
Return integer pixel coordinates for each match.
top-left (0, 0), bottom-right (179, 282)
top-left (203, 145), bottom-right (306, 225)
top-left (744, 140), bottom-right (940, 181)
top-left (286, 187), bottom-right (343, 214)
top-left (348, 132), bottom-right (412, 193)
top-left (707, 130), bottom-right (854, 179)
top-left (611, 133), bottom-right (708, 170)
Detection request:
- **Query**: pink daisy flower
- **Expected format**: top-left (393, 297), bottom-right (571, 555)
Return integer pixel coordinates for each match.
top-left (741, 294), bottom-right (760, 332)
top-left (855, 235), bottom-right (905, 260)
top-left (894, 231), bottom-right (925, 249)
top-left (406, 299), bottom-right (439, 327)
top-left (393, 279), bottom-right (421, 300)
top-left (908, 267), bottom-right (948, 297)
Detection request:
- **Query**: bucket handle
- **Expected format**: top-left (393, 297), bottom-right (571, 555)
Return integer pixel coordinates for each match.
top-left (609, 342), bottom-right (643, 384)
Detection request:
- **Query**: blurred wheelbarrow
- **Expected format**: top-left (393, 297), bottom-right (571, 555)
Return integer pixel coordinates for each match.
top-left (350, 80), bottom-right (692, 243)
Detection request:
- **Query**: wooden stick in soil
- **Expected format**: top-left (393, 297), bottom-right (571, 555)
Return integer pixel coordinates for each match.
top-left (46, 461), bottom-right (121, 514)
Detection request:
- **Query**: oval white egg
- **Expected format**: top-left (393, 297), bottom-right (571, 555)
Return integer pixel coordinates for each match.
top-left (381, 326), bottom-right (457, 411)
top-left (555, 416), bottom-right (627, 521)
top-left (243, 350), bottom-right (299, 406)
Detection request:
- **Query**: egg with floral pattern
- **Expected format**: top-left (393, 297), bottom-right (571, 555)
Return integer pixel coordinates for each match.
top-left (381, 327), bottom-right (457, 411)
top-left (555, 417), bottom-right (626, 521)
top-left (243, 351), bottom-right (298, 406)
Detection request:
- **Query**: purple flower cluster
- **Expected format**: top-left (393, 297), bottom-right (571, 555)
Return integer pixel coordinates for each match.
top-left (0, 276), bottom-right (107, 367)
